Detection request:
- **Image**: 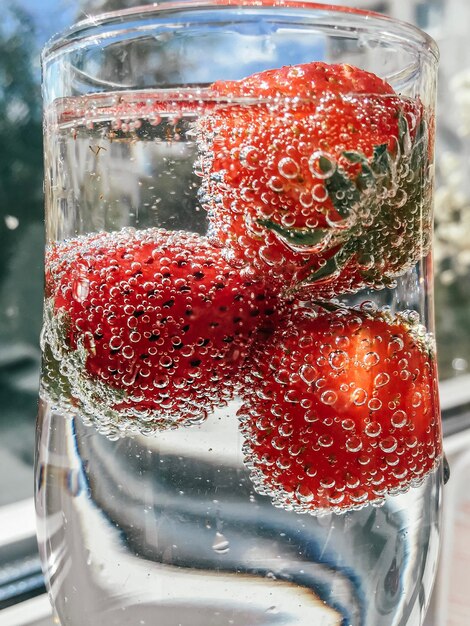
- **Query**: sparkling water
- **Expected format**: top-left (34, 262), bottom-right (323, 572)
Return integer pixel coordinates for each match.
top-left (36, 398), bottom-right (441, 626)
top-left (36, 91), bottom-right (442, 626)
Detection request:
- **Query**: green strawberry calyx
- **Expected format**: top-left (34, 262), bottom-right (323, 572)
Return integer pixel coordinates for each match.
top-left (259, 109), bottom-right (432, 292)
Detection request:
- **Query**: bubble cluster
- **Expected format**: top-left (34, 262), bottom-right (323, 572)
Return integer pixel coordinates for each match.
top-left (194, 62), bottom-right (433, 299)
top-left (41, 227), bottom-right (280, 438)
top-left (238, 306), bottom-right (442, 516)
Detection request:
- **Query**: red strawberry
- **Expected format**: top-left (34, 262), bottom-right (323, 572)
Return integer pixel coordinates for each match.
top-left (195, 62), bottom-right (433, 297)
top-left (238, 305), bottom-right (442, 514)
top-left (43, 227), bottom-right (280, 438)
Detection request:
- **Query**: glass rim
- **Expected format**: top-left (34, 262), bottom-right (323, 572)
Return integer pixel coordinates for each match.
top-left (41, 0), bottom-right (439, 65)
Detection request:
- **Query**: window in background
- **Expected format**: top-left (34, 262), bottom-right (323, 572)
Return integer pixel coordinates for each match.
top-left (0, 0), bottom-right (469, 621)
top-left (1, 0), bottom-right (469, 508)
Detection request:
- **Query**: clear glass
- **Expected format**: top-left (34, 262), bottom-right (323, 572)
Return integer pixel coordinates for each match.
top-left (36, 2), bottom-right (442, 625)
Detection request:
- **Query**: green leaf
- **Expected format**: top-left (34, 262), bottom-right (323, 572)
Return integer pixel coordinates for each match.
top-left (258, 219), bottom-right (329, 247)
top-left (397, 110), bottom-right (411, 153)
top-left (302, 253), bottom-right (345, 284)
top-left (371, 144), bottom-right (390, 174)
top-left (410, 119), bottom-right (428, 172)
top-left (343, 150), bottom-right (365, 164)
top-left (321, 158), bottom-right (360, 219)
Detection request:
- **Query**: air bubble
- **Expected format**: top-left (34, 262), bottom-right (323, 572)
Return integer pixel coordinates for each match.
top-left (308, 151), bottom-right (336, 179)
top-left (267, 176), bottom-right (284, 192)
top-left (329, 350), bottom-right (348, 370)
top-left (109, 336), bottom-right (123, 350)
top-left (212, 532), bottom-right (230, 554)
top-left (121, 345), bottom-right (134, 360)
top-left (279, 424), bottom-right (294, 437)
top-left (379, 436), bottom-right (398, 453)
top-left (350, 489), bottom-right (368, 503)
top-left (276, 456), bottom-right (291, 470)
top-left (411, 391), bottom-right (422, 407)
top-left (352, 388), bottom-right (367, 406)
top-left (346, 437), bottom-right (363, 453)
top-left (328, 491), bottom-right (345, 505)
top-left (300, 364), bottom-right (317, 384)
top-left (364, 351), bottom-right (380, 367)
top-left (374, 372), bottom-right (390, 387)
top-left (320, 390), bottom-right (337, 405)
top-left (278, 157), bottom-right (300, 179)
top-left (391, 410), bottom-right (408, 428)
top-left (311, 184), bottom-right (328, 202)
top-left (405, 436), bottom-right (418, 449)
top-left (320, 477), bottom-right (335, 489)
top-left (318, 435), bottom-right (334, 448)
top-left (239, 145), bottom-right (260, 170)
top-left (388, 336), bottom-right (404, 355)
top-left (346, 476), bottom-right (360, 489)
top-left (295, 484), bottom-right (314, 503)
top-left (272, 437), bottom-right (287, 451)
top-left (299, 191), bottom-right (313, 208)
top-left (368, 398), bottom-right (382, 411)
top-left (365, 422), bottom-right (382, 438)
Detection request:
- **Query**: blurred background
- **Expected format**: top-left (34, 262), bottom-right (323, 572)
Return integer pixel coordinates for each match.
top-left (0, 0), bottom-right (469, 624)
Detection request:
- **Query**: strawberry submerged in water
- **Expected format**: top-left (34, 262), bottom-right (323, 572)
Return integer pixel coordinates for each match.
top-left (195, 62), bottom-right (433, 298)
top-left (238, 305), bottom-right (442, 514)
top-left (42, 227), bottom-right (280, 438)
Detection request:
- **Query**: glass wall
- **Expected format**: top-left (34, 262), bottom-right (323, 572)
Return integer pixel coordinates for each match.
top-left (0, 0), bottom-right (468, 503)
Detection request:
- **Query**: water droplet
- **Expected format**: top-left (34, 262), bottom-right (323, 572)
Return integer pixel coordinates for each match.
top-left (212, 532), bottom-right (230, 554)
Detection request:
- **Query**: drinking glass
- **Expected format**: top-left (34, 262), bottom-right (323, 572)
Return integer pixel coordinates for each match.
top-left (36, 2), bottom-right (442, 625)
